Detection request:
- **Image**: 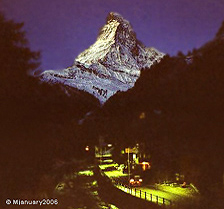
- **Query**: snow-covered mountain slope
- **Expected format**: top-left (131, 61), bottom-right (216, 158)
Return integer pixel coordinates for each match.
top-left (40, 12), bottom-right (164, 103)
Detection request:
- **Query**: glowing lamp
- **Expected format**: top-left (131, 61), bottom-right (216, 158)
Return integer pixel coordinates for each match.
top-left (141, 161), bottom-right (150, 170)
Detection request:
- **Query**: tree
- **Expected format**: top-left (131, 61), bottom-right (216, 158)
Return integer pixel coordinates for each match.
top-left (0, 13), bottom-right (41, 201)
top-left (0, 13), bottom-right (100, 202)
top-left (0, 13), bottom-right (40, 94)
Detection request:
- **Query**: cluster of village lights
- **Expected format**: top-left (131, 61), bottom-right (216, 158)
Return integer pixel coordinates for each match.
top-left (85, 144), bottom-right (112, 152)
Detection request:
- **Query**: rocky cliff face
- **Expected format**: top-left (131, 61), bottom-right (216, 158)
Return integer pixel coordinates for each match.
top-left (40, 12), bottom-right (164, 103)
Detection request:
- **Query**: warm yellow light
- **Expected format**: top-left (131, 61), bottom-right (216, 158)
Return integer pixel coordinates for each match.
top-left (85, 146), bottom-right (89, 151)
top-left (139, 112), bottom-right (146, 119)
top-left (140, 161), bottom-right (151, 170)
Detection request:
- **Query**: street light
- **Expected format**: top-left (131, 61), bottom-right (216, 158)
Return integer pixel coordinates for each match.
top-left (108, 144), bottom-right (112, 147)
top-left (125, 147), bottom-right (132, 187)
top-left (128, 148), bottom-right (131, 187)
top-left (141, 161), bottom-right (150, 171)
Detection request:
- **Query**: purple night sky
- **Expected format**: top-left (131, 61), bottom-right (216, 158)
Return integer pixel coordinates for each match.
top-left (1, 0), bottom-right (224, 71)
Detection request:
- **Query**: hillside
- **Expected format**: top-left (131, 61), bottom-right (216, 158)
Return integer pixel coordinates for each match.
top-left (86, 21), bottom-right (224, 194)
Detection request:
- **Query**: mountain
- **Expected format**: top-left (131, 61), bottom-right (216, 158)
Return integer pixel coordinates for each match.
top-left (40, 12), bottom-right (164, 103)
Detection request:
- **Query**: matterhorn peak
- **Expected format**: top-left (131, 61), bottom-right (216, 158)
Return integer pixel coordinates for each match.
top-left (107, 12), bottom-right (126, 23)
top-left (107, 12), bottom-right (130, 26)
top-left (106, 12), bottom-right (135, 38)
top-left (41, 12), bottom-right (164, 103)
top-left (75, 12), bottom-right (138, 65)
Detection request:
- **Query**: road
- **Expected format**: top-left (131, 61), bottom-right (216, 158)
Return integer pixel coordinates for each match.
top-left (103, 168), bottom-right (198, 206)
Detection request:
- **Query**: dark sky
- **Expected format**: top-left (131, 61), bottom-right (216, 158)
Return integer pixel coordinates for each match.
top-left (1, 0), bottom-right (224, 71)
